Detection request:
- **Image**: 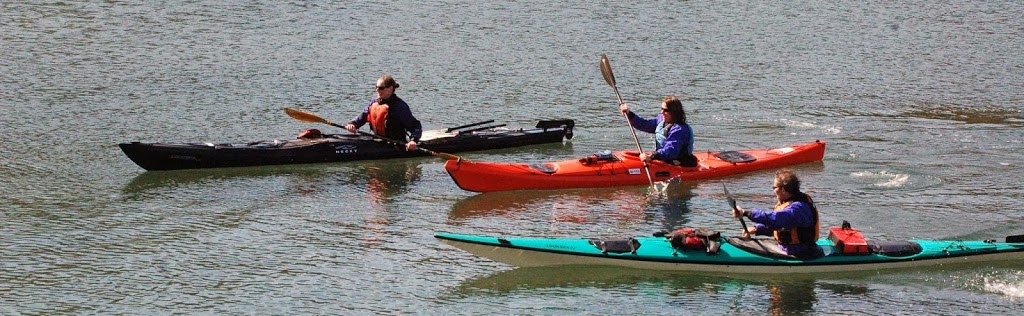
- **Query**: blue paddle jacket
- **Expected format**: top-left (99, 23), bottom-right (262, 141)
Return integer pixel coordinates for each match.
top-left (749, 200), bottom-right (819, 257)
top-left (348, 94), bottom-right (423, 142)
top-left (625, 111), bottom-right (694, 163)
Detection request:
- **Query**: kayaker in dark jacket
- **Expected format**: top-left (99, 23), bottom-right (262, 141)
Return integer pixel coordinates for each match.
top-left (345, 75), bottom-right (423, 151)
top-left (619, 96), bottom-right (698, 167)
top-left (732, 169), bottom-right (821, 258)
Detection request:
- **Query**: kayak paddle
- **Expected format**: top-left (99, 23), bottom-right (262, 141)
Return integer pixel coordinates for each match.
top-left (283, 107), bottom-right (465, 161)
top-left (724, 184), bottom-right (774, 254)
top-left (600, 54), bottom-right (655, 189)
top-left (723, 184), bottom-right (751, 235)
top-left (445, 120), bottom-right (495, 133)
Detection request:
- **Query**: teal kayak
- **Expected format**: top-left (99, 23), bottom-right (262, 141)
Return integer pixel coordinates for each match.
top-left (435, 231), bottom-right (1024, 274)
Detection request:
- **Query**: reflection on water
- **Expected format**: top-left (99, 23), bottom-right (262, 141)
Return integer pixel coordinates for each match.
top-left (350, 160), bottom-right (423, 246)
top-left (448, 265), bottom-right (871, 315)
top-left (121, 164), bottom-right (333, 194)
top-left (363, 162), bottom-right (423, 204)
top-left (450, 264), bottom-right (1024, 314)
top-left (449, 265), bottom-right (729, 296)
top-left (122, 159), bottom-right (423, 199)
top-left (766, 279), bottom-right (817, 315)
top-left (448, 182), bottom-right (698, 231)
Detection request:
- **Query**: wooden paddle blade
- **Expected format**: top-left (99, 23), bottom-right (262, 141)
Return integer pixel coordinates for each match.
top-left (284, 107), bottom-right (332, 125)
top-left (600, 54), bottom-right (616, 87)
top-left (433, 151), bottom-right (465, 162)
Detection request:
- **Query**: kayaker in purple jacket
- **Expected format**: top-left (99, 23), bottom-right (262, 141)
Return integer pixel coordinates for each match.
top-left (619, 96), bottom-right (698, 167)
top-left (732, 169), bottom-right (822, 258)
top-left (345, 75), bottom-right (423, 151)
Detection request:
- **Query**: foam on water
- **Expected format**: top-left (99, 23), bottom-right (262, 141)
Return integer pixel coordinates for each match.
top-left (952, 270), bottom-right (1024, 299)
top-left (984, 278), bottom-right (1024, 298)
top-left (850, 170), bottom-right (910, 188)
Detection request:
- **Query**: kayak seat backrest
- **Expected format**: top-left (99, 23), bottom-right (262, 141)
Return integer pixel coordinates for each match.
top-left (536, 119), bottom-right (577, 131)
top-left (589, 238), bottom-right (641, 254)
top-left (725, 237), bottom-right (824, 260)
top-left (529, 163), bottom-right (559, 174)
top-left (536, 119), bottom-right (575, 136)
top-left (867, 240), bottom-right (922, 257)
top-left (715, 151), bottom-right (757, 163)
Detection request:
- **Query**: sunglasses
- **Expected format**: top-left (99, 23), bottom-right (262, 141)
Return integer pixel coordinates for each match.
top-left (661, 108), bottom-right (670, 112)
top-left (375, 85), bottom-right (391, 91)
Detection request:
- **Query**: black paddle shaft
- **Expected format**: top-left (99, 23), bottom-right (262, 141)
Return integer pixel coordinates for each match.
top-left (446, 120), bottom-right (496, 133)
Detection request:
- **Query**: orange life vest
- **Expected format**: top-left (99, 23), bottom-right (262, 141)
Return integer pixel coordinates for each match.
top-left (771, 195), bottom-right (820, 246)
top-left (368, 102), bottom-right (389, 137)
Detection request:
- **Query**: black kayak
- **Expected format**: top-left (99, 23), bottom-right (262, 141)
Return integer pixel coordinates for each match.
top-left (120, 119), bottom-right (574, 171)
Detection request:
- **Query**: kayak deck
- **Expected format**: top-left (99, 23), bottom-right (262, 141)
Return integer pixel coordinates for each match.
top-left (444, 140), bottom-right (826, 192)
top-left (435, 232), bottom-right (1024, 274)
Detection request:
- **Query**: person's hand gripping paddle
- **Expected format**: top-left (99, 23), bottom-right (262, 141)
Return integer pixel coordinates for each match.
top-left (600, 54), bottom-right (656, 190)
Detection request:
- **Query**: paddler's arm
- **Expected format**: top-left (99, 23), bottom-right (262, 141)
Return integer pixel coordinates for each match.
top-left (390, 100), bottom-right (422, 151)
top-left (741, 208), bottom-right (770, 235)
top-left (389, 100), bottom-right (421, 141)
top-left (619, 103), bottom-right (657, 133)
top-left (346, 102), bottom-right (373, 133)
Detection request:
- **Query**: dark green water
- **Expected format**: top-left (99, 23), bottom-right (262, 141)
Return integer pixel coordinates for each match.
top-left (2, 1), bottom-right (1023, 314)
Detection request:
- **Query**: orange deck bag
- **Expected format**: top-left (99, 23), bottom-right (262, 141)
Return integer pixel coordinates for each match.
top-left (828, 221), bottom-right (869, 255)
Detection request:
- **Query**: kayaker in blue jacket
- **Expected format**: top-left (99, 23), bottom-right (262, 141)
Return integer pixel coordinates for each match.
top-left (345, 75), bottom-right (423, 151)
top-left (619, 96), bottom-right (698, 167)
top-left (732, 169), bottom-right (822, 258)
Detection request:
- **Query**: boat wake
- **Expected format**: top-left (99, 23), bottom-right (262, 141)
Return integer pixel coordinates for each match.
top-left (983, 273), bottom-right (1024, 298)
top-left (952, 269), bottom-right (1024, 298)
top-left (984, 280), bottom-right (1024, 298)
top-left (850, 170), bottom-right (910, 188)
top-left (780, 118), bottom-right (842, 135)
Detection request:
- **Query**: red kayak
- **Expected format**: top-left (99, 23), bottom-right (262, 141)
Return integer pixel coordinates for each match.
top-left (444, 140), bottom-right (826, 192)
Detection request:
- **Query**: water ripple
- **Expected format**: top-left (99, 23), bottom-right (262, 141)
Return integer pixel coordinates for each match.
top-left (3, 0), bottom-right (1024, 314)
